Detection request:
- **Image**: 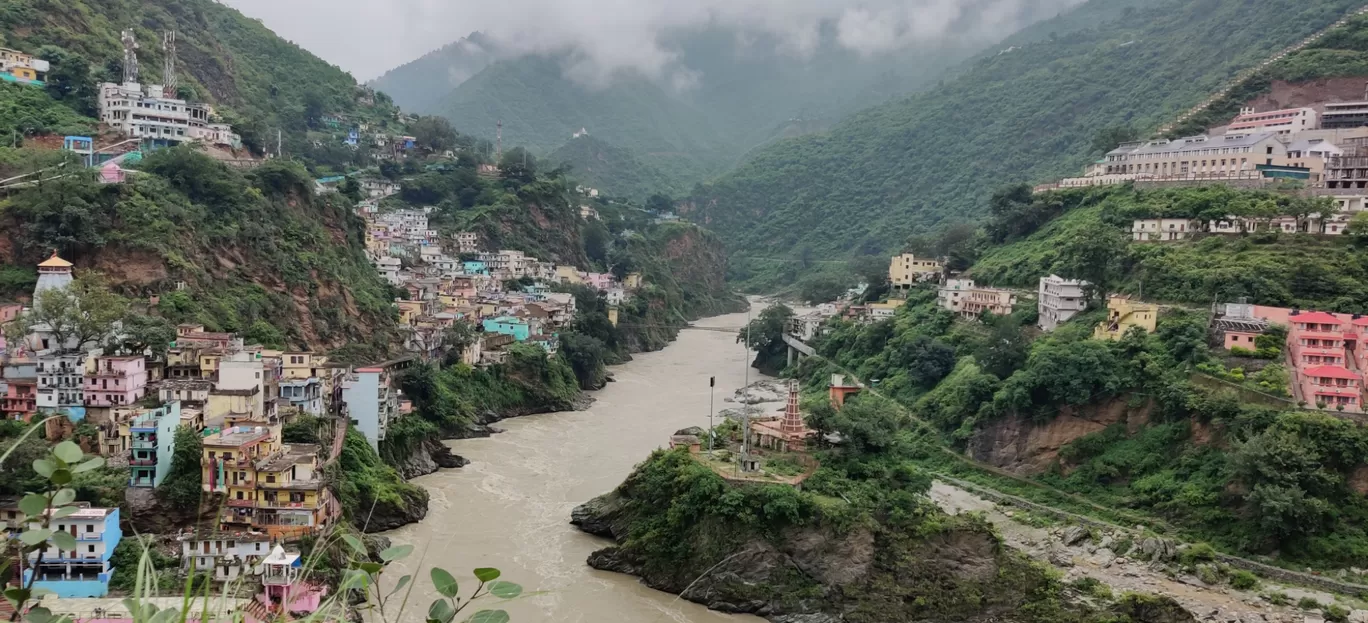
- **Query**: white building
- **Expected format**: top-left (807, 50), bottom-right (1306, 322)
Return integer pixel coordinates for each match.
top-left (1132, 219), bottom-right (1201, 242)
top-left (98, 82), bottom-right (240, 148)
top-left (1037, 275), bottom-right (1089, 332)
top-left (937, 279), bottom-right (975, 315)
top-left (216, 351), bottom-right (264, 417)
top-left (180, 532), bottom-right (272, 581)
top-left (454, 232), bottom-right (480, 254)
top-left (35, 350), bottom-right (89, 420)
top-left (360, 179), bottom-right (400, 198)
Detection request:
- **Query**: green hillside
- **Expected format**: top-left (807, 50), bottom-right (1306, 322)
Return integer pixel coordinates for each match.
top-left (0, 0), bottom-right (401, 154)
top-left (368, 33), bottom-right (498, 114)
top-left (686, 0), bottom-right (1364, 265)
top-left (546, 135), bottom-right (685, 200)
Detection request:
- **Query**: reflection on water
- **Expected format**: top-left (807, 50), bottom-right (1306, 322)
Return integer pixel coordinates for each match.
top-left (382, 309), bottom-right (768, 623)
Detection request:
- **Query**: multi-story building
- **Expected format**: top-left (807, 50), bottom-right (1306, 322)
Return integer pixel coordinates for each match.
top-left (0, 48), bottom-right (49, 85)
top-left (253, 445), bottom-right (336, 538)
top-left (937, 279), bottom-right (976, 315)
top-left (1094, 296), bottom-right (1158, 341)
top-left (128, 401), bottom-right (180, 488)
top-left (888, 254), bottom-right (942, 293)
top-left (279, 377), bottom-right (323, 416)
top-left (97, 81), bottom-right (240, 148)
top-left (180, 532), bottom-right (272, 581)
top-left (22, 507), bottom-right (121, 597)
top-left (1319, 101), bottom-right (1368, 130)
top-left (174, 324), bottom-right (238, 351)
top-left (1132, 218), bottom-right (1202, 242)
top-left (1225, 107), bottom-right (1317, 136)
top-left (36, 351), bottom-right (88, 420)
top-left (2, 358), bottom-right (37, 421)
top-left (959, 286), bottom-right (1017, 319)
top-left (160, 379), bottom-right (212, 409)
top-left (202, 419), bottom-right (281, 505)
top-left (1037, 275), bottom-right (1089, 332)
top-left (454, 232), bottom-right (480, 254)
top-left (1099, 132), bottom-right (1291, 179)
top-left (83, 355), bottom-right (148, 409)
top-left (341, 367), bottom-right (398, 450)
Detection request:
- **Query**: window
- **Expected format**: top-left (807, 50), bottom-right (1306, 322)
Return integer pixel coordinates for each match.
top-left (86, 524), bottom-right (93, 533)
top-left (88, 545), bottom-right (95, 553)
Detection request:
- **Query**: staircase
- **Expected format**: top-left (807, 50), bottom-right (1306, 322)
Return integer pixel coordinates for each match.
top-left (1156, 3), bottom-right (1368, 136)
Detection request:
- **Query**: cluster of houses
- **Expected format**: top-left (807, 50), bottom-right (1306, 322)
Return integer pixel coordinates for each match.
top-left (355, 201), bottom-right (642, 371)
top-left (1213, 303), bottom-right (1368, 413)
top-left (1030, 100), bottom-right (1368, 236)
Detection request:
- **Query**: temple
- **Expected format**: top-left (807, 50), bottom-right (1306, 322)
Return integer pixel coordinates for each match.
top-left (749, 381), bottom-right (815, 452)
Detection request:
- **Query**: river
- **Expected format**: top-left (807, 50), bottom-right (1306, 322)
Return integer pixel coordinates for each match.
top-left (383, 308), bottom-right (768, 623)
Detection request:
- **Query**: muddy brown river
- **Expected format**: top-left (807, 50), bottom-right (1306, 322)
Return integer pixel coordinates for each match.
top-left (383, 308), bottom-right (767, 622)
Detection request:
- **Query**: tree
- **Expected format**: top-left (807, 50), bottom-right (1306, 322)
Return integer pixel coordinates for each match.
top-left (797, 274), bottom-right (848, 304)
top-left (244, 320), bottom-right (286, 349)
top-left (7, 274), bottom-right (128, 353)
top-left (411, 116), bottom-right (457, 153)
top-left (339, 177), bottom-right (363, 202)
top-left (645, 194), bottom-right (672, 213)
top-left (583, 220), bottom-right (611, 265)
top-left (975, 318), bottom-right (1029, 379)
top-left (157, 426), bottom-right (205, 512)
top-left (499, 148), bottom-right (537, 185)
top-left (738, 304), bottom-right (794, 373)
top-left (1058, 223), bottom-right (1128, 303)
top-left (115, 313), bottom-right (176, 358)
top-left (559, 332), bottom-right (609, 390)
top-left (1347, 211), bottom-right (1368, 240)
top-left (441, 323), bottom-right (478, 366)
top-left (36, 46), bottom-right (96, 116)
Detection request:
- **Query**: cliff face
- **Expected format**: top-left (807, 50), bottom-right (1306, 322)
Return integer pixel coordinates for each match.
top-left (967, 398), bottom-right (1152, 475)
top-left (571, 451), bottom-right (1193, 623)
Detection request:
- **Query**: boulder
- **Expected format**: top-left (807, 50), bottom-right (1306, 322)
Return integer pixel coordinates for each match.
top-left (1062, 525), bottom-right (1091, 546)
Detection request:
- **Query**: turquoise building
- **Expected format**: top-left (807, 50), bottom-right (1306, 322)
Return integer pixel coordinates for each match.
top-left (482, 316), bottom-right (531, 341)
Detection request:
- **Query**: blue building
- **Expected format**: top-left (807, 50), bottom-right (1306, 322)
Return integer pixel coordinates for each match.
top-left (482, 317), bottom-right (531, 342)
top-left (128, 402), bottom-right (180, 488)
top-left (23, 507), bottom-right (122, 597)
top-left (462, 261), bottom-right (489, 275)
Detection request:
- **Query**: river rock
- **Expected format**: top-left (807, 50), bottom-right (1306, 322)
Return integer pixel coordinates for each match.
top-left (1347, 611), bottom-right (1368, 623)
top-left (570, 491), bottom-right (629, 539)
top-left (393, 437), bottom-right (469, 479)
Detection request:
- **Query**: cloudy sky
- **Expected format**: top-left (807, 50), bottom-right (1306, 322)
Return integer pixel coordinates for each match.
top-left (222, 0), bottom-right (1085, 82)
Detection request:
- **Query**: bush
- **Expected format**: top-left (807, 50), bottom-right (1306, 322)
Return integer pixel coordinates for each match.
top-left (1179, 542), bottom-right (1217, 566)
top-left (1229, 346), bottom-right (1256, 357)
top-left (1325, 604), bottom-right (1350, 622)
top-left (1228, 569), bottom-right (1259, 590)
top-left (1195, 564), bottom-right (1222, 585)
top-left (1263, 591), bottom-right (1290, 606)
top-left (1298, 597), bottom-right (1322, 610)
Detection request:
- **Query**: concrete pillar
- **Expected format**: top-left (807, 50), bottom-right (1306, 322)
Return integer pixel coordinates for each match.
top-left (787, 346), bottom-right (795, 368)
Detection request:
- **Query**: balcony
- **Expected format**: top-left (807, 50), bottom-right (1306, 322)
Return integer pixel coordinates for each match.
top-left (225, 498), bottom-right (257, 508)
top-left (257, 499), bottom-right (314, 510)
top-left (127, 458), bottom-right (155, 467)
top-left (76, 532), bottom-right (103, 542)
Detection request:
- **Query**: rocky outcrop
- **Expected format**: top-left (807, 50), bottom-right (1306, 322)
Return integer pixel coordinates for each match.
top-left (123, 488), bottom-right (221, 535)
top-left (359, 486), bottom-right (429, 532)
top-left (968, 397), bottom-right (1151, 475)
top-left (392, 437), bottom-right (469, 479)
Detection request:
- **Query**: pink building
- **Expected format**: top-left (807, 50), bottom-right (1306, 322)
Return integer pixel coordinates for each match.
top-left (584, 272), bottom-right (614, 291)
top-left (84, 356), bottom-right (149, 408)
top-left (1300, 365), bottom-right (1361, 411)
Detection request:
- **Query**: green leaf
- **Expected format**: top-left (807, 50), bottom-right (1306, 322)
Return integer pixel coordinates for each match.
top-left (31, 459), bottom-right (54, 479)
top-left (472, 567), bottom-right (501, 583)
top-left (72, 457), bottom-right (105, 473)
top-left (25, 606), bottom-right (53, 623)
top-left (149, 606), bottom-right (181, 623)
top-left (53, 441), bottom-right (83, 463)
top-left (52, 488), bottom-right (75, 506)
top-left (379, 544), bottom-right (413, 561)
top-left (358, 561), bottom-right (384, 575)
top-left (51, 530), bottom-right (76, 551)
top-left (427, 599), bottom-right (455, 623)
top-left (20, 528), bottom-right (51, 546)
top-left (51, 469), bottom-right (72, 485)
top-left (4, 587), bottom-right (30, 607)
top-left (486, 581), bottom-right (522, 599)
top-left (19, 493), bottom-right (47, 517)
top-left (340, 569), bottom-right (370, 591)
top-left (50, 506), bottom-right (77, 519)
top-left (430, 567), bottom-right (459, 598)
top-left (385, 574), bottom-right (411, 598)
top-left (341, 534), bottom-right (367, 557)
top-left (465, 610), bottom-right (509, 623)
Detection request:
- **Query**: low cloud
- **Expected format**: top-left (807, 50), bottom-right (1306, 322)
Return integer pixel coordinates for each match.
top-left (223, 0), bottom-right (1086, 83)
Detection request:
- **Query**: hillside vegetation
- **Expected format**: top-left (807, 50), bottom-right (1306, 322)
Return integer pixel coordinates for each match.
top-left (686, 0), bottom-right (1362, 267)
top-left (547, 135), bottom-right (685, 201)
top-left (0, 0), bottom-right (401, 154)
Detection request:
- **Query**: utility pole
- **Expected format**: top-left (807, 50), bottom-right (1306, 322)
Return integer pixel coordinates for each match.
top-left (277, 129), bottom-right (283, 158)
top-left (495, 120), bottom-right (503, 162)
top-left (162, 31), bottom-right (178, 98)
top-left (708, 376), bottom-right (715, 453)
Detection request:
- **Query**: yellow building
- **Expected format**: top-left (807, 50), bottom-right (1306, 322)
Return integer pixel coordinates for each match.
top-left (624, 272), bottom-right (643, 289)
top-left (1094, 296), bottom-right (1158, 341)
top-left (888, 254), bottom-right (942, 292)
top-left (199, 352), bottom-right (222, 379)
top-left (282, 352), bottom-right (318, 380)
top-left (607, 305), bottom-right (619, 327)
top-left (555, 265), bottom-right (584, 284)
top-left (396, 300), bottom-right (424, 326)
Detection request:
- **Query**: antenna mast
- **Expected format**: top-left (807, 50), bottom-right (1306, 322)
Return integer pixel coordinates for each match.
top-left (162, 31), bottom-right (178, 98)
top-left (496, 120), bottom-right (503, 162)
top-left (121, 29), bottom-right (140, 84)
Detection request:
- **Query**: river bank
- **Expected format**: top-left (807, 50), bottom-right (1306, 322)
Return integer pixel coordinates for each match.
top-left (380, 308), bottom-right (770, 622)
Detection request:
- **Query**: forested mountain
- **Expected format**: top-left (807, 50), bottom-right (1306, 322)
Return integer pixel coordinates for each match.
top-left (546, 135), bottom-right (684, 200)
top-left (369, 1), bottom-right (1101, 191)
top-left (0, 0), bottom-right (400, 155)
top-left (685, 0), bottom-right (1364, 264)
